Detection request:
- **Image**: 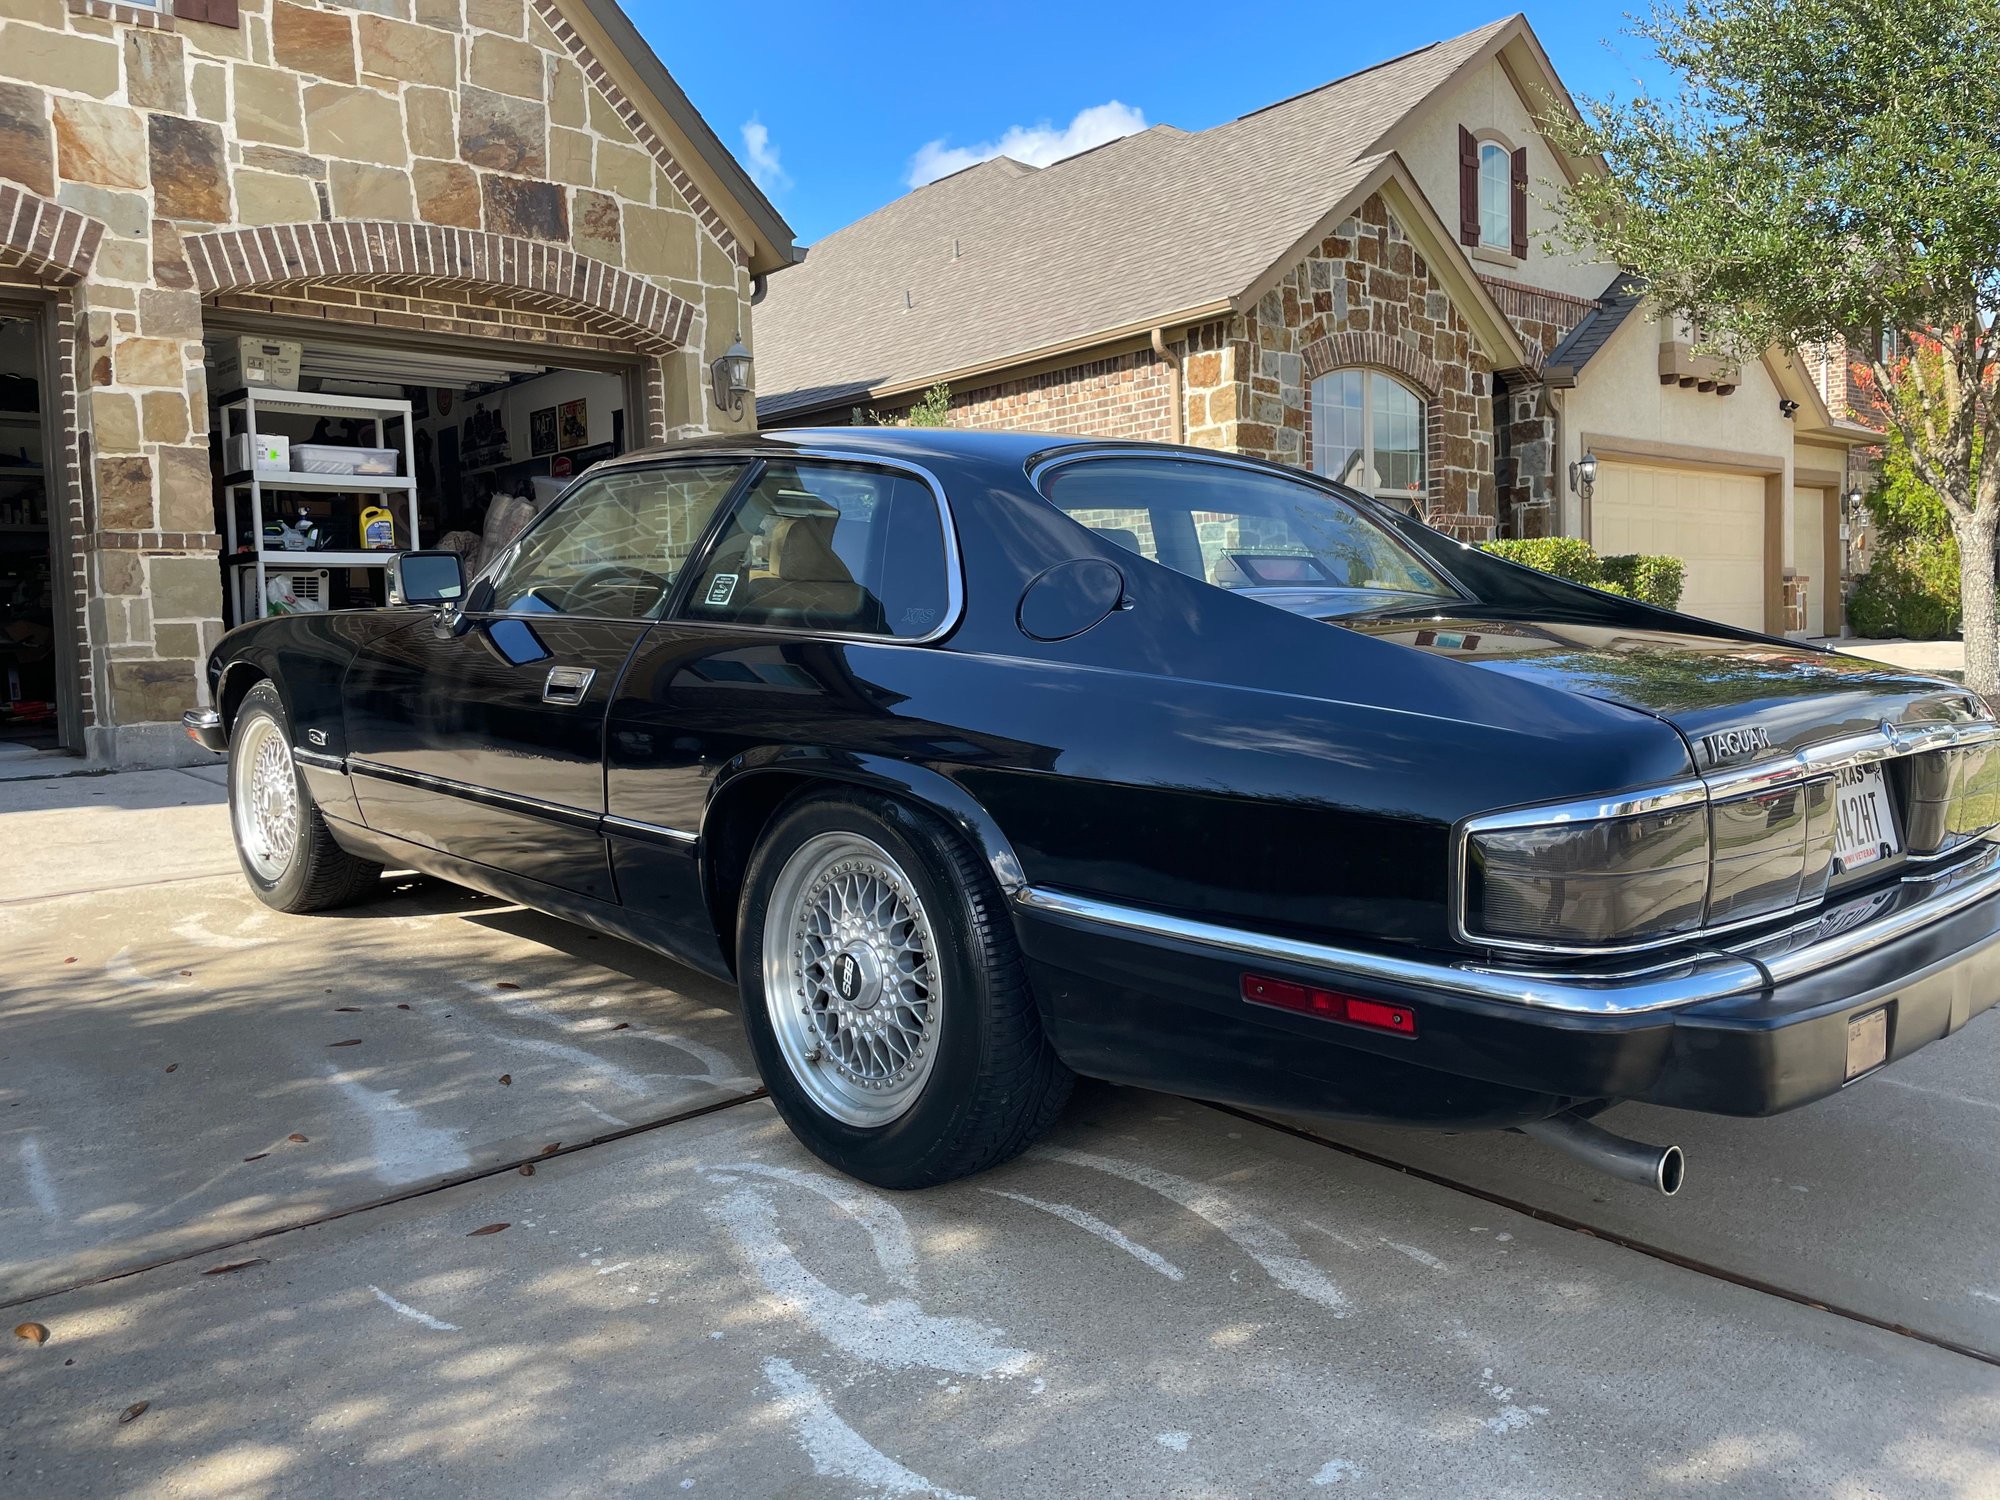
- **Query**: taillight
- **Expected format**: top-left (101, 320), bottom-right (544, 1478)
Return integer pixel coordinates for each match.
top-left (1241, 975), bottom-right (1416, 1035)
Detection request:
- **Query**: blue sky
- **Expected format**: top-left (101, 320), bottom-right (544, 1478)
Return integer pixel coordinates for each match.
top-left (625, 1), bottom-right (1674, 247)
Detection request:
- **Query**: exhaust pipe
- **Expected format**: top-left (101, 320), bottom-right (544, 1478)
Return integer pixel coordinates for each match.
top-left (1521, 1111), bottom-right (1685, 1196)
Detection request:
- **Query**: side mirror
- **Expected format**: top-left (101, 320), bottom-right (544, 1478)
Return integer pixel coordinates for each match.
top-left (387, 549), bottom-right (464, 607)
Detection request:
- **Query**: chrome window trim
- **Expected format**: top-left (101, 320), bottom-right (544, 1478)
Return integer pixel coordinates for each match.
top-left (1450, 716), bottom-right (2000, 957)
top-left (1019, 835), bottom-right (2000, 1016)
top-left (469, 449), bottom-right (968, 646)
top-left (1023, 445), bottom-right (1475, 606)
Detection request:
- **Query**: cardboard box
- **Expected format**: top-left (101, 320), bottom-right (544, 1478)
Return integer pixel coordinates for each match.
top-left (212, 337), bottom-right (302, 393)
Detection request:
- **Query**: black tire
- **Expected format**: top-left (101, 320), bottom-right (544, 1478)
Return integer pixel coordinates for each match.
top-left (737, 789), bottom-right (1073, 1188)
top-left (227, 680), bottom-right (382, 913)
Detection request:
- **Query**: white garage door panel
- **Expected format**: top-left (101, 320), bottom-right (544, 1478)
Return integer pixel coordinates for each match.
top-left (1593, 462), bottom-right (1765, 630)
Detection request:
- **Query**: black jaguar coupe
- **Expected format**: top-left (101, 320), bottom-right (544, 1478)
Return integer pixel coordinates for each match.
top-left (185, 429), bottom-right (2000, 1196)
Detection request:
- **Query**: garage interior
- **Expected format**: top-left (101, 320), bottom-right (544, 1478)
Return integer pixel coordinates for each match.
top-left (203, 329), bottom-right (635, 628)
top-left (0, 312), bottom-right (54, 747)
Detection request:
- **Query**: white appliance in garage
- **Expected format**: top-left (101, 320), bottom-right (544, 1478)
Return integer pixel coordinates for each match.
top-left (1592, 462), bottom-right (1766, 631)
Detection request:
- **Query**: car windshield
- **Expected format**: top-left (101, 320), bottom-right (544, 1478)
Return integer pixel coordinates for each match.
top-left (1039, 455), bottom-right (1457, 614)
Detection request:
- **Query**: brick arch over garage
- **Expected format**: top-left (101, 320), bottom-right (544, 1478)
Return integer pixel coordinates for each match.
top-left (0, 184), bottom-right (104, 286)
top-left (1298, 329), bottom-right (1444, 399)
top-left (183, 223), bottom-right (695, 354)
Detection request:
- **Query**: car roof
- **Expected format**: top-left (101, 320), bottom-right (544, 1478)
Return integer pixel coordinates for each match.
top-left (602, 425), bottom-right (1113, 472)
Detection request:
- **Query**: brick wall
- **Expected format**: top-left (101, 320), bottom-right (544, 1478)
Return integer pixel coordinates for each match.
top-left (0, 0), bottom-right (755, 763)
top-left (874, 345), bottom-right (1179, 441)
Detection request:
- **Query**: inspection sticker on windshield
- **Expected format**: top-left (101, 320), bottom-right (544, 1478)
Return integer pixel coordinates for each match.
top-left (1834, 764), bottom-right (1898, 871)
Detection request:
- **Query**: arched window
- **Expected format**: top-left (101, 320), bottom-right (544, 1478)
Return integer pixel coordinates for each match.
top-left (1310, 370), bottom-right (1426, 505)
top-left (1478, 141), bottom-right (1512, 249)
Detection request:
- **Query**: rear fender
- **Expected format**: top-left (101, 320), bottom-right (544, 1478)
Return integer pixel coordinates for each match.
top-left (704, 747), bottom-right (1026, 896)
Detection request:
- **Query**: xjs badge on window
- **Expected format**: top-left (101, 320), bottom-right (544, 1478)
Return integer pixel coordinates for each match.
top-left (1700, 725), bottom-right (1773, 765)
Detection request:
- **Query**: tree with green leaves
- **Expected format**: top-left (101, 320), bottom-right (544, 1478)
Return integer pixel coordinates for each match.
top-left (1547, 0), bottom-right (2000, 692)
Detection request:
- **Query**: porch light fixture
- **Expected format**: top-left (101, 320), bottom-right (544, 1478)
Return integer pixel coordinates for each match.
top-left (1569, 450), bottom-right (1598, 500)
top-left (710, 337), bottom-right (753, 417)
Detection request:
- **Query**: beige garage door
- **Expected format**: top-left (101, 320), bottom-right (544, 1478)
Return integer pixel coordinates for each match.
top-left (1593, 462), bottom-right (1765, 629)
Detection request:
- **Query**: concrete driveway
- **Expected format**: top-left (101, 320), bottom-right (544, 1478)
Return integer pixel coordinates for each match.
top-left (4, 770), bottom-right (1999, 1497)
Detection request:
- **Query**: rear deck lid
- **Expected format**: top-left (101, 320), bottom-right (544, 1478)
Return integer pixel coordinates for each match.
top-left (1337, 614), bottom-right (1977, 766)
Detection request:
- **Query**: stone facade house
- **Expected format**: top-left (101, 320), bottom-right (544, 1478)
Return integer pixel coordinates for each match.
top-left (0, 0), bottom-right (793, 767)
top-left (756, 13), bottom-right (1877, 639)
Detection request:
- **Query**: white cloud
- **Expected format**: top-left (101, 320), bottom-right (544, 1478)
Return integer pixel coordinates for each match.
top-left (905, 100), bottom-right (1147, 188)
top-left (741, 116), bottom-right (790, 193)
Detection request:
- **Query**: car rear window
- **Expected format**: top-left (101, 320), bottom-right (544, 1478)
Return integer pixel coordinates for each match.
top-left (1039, 456), bottom-right (1455, 602)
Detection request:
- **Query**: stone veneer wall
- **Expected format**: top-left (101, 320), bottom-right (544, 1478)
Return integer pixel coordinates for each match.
top-left (1223, 194), bottom-right (1496, 533)
top-left (0, 0), bottom-right (753, 764)
top-left (1477, 275), bottom-right (1595, 538)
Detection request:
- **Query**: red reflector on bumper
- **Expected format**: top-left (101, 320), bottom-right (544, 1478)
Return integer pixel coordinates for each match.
top-left (1241, 975), bottom-right (1415, 1035)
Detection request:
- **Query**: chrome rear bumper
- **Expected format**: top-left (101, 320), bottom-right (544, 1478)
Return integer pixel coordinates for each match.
top-left (1018, 838), bottom-right (2000, 1016)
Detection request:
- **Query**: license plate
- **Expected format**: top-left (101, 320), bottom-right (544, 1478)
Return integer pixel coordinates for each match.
top-left (1845, 1005), bottom-right (1890, 1081)
top-left (1834, 765), bottom-right (1899, 872)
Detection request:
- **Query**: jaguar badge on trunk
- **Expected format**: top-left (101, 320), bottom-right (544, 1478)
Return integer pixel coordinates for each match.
top-left (1699, 725), bottom-right (1773, 765)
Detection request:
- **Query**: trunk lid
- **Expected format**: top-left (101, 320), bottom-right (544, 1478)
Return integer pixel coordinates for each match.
top-left (1338, 614), bottom-right (1975, 769)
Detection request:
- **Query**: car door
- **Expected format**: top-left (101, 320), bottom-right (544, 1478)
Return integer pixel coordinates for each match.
top-left (344, 459), bottom-right (753, 901)
top-left (603, 456), bottom-right (960, 965)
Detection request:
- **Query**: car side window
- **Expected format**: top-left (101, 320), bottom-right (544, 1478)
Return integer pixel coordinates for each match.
top-left (483, 462), bottom-right (748, 619)
top-left (677, 461), bottom-right (953, 639)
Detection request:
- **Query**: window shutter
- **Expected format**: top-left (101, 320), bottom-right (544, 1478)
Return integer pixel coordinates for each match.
top-left (1510, 146), bottom-right (1529, 259)
top-left (174, 0), bottom-right (241, 26)
top-left (1457, 127), bottom-right (1479, 246)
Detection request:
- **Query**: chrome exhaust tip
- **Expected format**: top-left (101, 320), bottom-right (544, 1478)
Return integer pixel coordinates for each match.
top-left (1521, 1111), bottom-right (1685, 1197)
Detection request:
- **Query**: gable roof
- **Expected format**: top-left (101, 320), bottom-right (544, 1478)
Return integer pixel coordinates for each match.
top-left (756, 15), bottom-right (1538, 416)
top-left (1543, 274), bottom-right (1646, 385)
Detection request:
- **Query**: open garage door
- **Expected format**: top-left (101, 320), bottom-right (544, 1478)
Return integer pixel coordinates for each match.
top-left (1592, 462), bottom-right (1766, 630)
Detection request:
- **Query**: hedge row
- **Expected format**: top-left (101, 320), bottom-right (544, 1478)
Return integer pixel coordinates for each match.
top-left (1477, 537), bottom-right (1686, 610)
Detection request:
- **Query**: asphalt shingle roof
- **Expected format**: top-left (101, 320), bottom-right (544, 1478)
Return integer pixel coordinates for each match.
top-left (755, 16), bottom-right (1517, 417)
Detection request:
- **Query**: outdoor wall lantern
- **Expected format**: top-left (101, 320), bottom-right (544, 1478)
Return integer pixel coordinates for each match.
top-left (1569, 450), bottom-right (1598, 500)
top-left (710, 337), bottom-right (753, 417)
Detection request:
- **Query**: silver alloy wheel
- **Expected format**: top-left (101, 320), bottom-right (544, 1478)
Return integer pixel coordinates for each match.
top-left (762, 831), bottom-right (942, 1127)
top-left (232, 713), bottom-right (300, 883)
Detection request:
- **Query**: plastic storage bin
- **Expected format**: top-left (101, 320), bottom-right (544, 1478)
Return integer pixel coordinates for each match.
top-left (291, 444), bottom-right (399, 476)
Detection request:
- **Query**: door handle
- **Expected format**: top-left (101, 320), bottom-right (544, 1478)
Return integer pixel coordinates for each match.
top-left (542, 665), bottom-right (596, 705)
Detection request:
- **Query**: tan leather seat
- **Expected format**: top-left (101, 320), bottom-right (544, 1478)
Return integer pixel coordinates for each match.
top-left (745, 513), bottom-right (866, 621)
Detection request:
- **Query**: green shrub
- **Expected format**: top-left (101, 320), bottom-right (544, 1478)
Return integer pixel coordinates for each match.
top-left (1845, 569), bottom-right (1898, 637)
top-left (1478, 538), bottom-right (1686, 610)
top-left (1479, 536), bottom-right (1602, 585)
top-left (1600, 553), bottom-right (1686, 610)
top-left (1849, 551), bottom-right (1961, 640)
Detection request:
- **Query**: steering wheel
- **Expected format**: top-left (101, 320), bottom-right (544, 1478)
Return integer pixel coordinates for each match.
top-left (565, 561), bottom-right (671, 616)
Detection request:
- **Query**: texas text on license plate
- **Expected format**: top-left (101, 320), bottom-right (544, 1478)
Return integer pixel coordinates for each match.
top-left (1834, 765), bottom-right (1899, 872)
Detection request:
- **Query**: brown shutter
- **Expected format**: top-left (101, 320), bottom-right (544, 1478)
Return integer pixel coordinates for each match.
top-left (1510, 146), bottom-right (1529, 259)
top-left (174, 0), bottom-right (240, 26)
top-left (1458, 127), bottom-right (1480, 246)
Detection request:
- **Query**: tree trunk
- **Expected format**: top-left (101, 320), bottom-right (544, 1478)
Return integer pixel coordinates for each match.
top-left (1954, 510), bottom-right (2000, 700)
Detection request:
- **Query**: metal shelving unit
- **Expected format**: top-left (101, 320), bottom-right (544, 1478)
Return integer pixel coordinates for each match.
top-left (217, 387), bottom-right (416, 624)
